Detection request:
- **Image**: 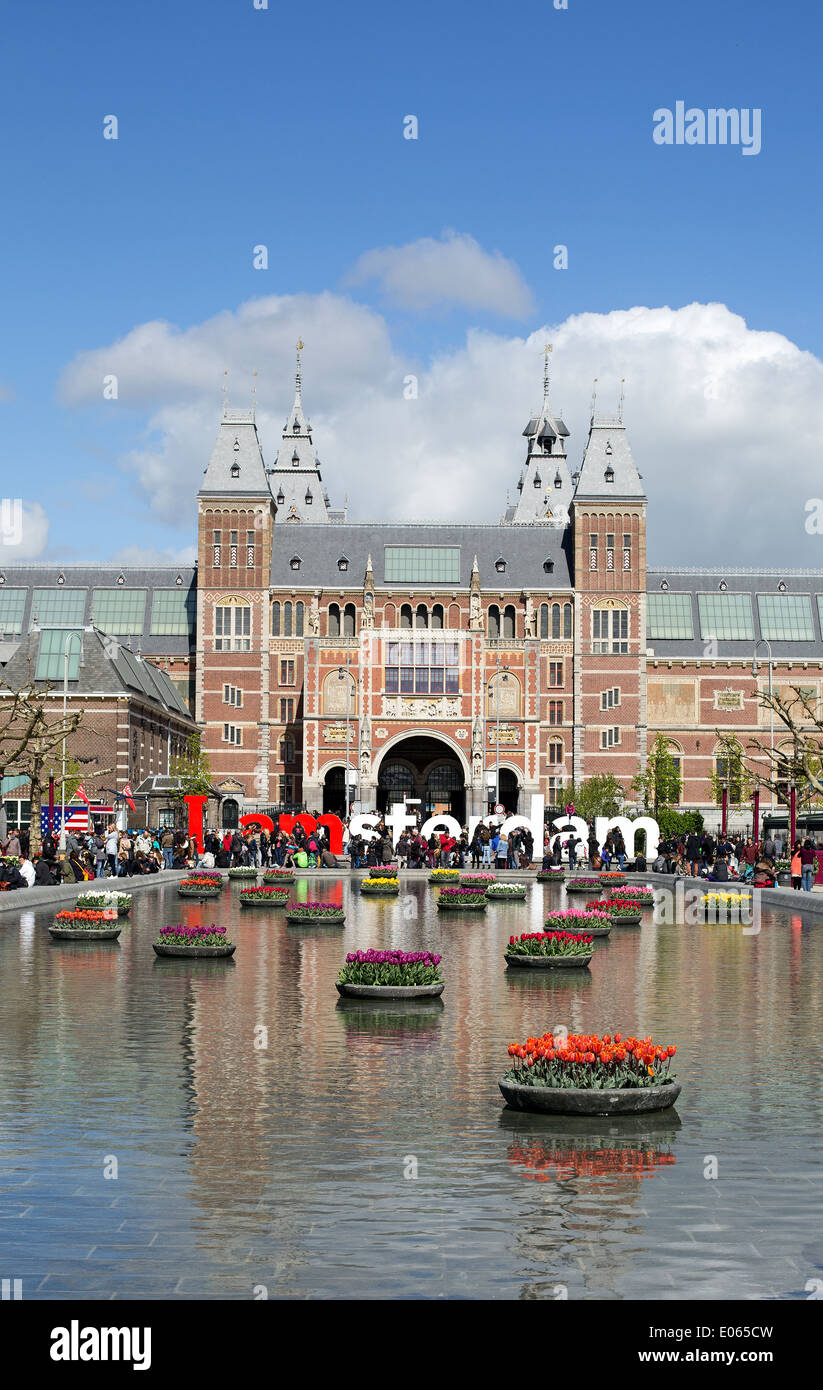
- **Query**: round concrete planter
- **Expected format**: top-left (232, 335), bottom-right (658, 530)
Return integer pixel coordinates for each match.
top-left (335, 981), bottom-right (445, 1000)
top-left (360, 884), bottom-right (400, 895)
top-left (285, 912), bottom-right (345, 926)
top-left (499, 1079), bottom-right (682, 1115)
top-left (239, 894), bottom-right (289, 908)
top-left (565, 882), bottom-right (602, 894)
top-left (177, 886), bottom-right (222, 899)
top-left (437, 899), bottom-right (487, 911)
top-left (228, 870), bottom-right (258, 881)
top-left (607, 912), bottom-right (643, 926)
top-left (505, 951), bottom-right (593, 969)
top-left (553, 923), bottom-right (611, 938)
top-left (263, 872), bottom-right (295, 884)
top-left (536, 871), bottom-right (565, 882)
top-left (153, 942), bottom-right (235, 958)
top-left (599, 876), bottom-right (627, 889)
top-left (428, 873), bottom-right (460, 884)
top-left (49, 926), bottom-right (121, 941)
top-left (486, 886), bottom-right (527, 900)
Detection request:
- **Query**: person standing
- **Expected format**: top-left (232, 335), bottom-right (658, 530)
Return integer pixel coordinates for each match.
top-left (105, 825), bottom-right (119, 877)
top-left (567, 832), bottom-right (580, 871)
top-left (160, 828), bottom-right (175, 869)
top-left (791, 841), bottom-right (802, 891)
top-left (800, 838), bottom-right (817, 892)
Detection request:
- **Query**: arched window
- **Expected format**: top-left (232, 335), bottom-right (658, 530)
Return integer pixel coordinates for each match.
top-left (503, 605), bottom-right (516, 639)
top-left (488, 605), bottom-right (500, 638)
top-left (295, 601), bottom-right (304, 636)
top-left (271, 601), bottom-right (281, 636)
top-left (384, 603), bottom-right (396, 627)
top-left (563, 602), bottom-right (572, 639)
top-left (415, 603), bottom-right (428, 629)
top-left (540, 603), bottom-right (549, 639)
top-left (343, 603), bottom-right (356, 636)
top-left (548, 739), bottom-right (564, 767)
top-left (448, 603), bottom-right (461, 629)
top-left (283, 601), bottom-right (293, 637)
top-left (328, 603), bottom-right (341, 637)
top-left (400, 604), bottom-right (413, 630)
top-left (431, 604), bottom-right (444, 630)
top-left (551, 603), bottom-right (560, 639)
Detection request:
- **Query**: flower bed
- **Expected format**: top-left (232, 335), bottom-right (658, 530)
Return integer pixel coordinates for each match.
top-left (505, 930), bottom-right (594, 969)
top-left (610, 885), bottom-right (655, 905)
top-left (589, 897), bottom-right (643, 926)
top-left (599, 872), bottom-right (627, 885)
top-left (228, 867), bottom-right (258, 879)
top-left (366, 865), bottom-right (400, 878)
top-left (428, 868), bottom-right (460, 883)
top-left (536, 867), bottom-right (565, 881)
top-left (50, 907), bottom-right (120, 941)
top-left (336, 950), bottom-right (444, 998)
top-left (544, 907), bottom-right (611, 936)
top-left (263, 868), bottom-right (296, 882)
top-left (460, 873), bottom-right (496, 886)
top-left (153, 923), bottom-right (235, 957)
top-left (699, 890), bottom-right (755, 923)
top-left (565, 877), bottom-right (603, 894)
top-left (437, 886), bottom-right (487, 911)
top-left (284, 901), bottom-right (345, 925)
top-left (178, 875), bottom-right (224, 896)
top-left (360, 876), bottom-right (400, 894)
top-left (500, 1030), bottom-right (681, 1114)
top-left (75, 891), bottom-right (132, 915)
top-left (486, 883), bottom-right (527, 900)
top-left (239, 885), bottom-right (291, 907)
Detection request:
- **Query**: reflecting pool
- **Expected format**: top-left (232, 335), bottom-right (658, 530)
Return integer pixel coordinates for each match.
top-left (0, 877), bottom-right (821, 1300)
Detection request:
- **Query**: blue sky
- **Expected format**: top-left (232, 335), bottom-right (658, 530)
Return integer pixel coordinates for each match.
top-left (1, 0), bottom-right (821, 564)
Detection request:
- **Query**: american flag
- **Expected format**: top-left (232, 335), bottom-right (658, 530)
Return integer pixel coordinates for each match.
top-left (41, 804), bottom-right (114, 834)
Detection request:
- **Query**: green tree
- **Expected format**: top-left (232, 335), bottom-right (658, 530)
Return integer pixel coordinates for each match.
top-left (631, 733), bottom-right (682, 817)
top-left (168, 734), bottom-right (214, 800)
top-left (706, 732), bottom-right (754, 810)
top-left (556, 774), bottom-right (626, 822)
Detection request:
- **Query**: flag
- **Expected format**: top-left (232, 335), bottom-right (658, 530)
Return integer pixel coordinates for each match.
top-left (122, 782), bottom-right (136, 811)
top-left (75, 783), bottom-right (90, 805)
top-left (41, 804), bottom-right (114, 834)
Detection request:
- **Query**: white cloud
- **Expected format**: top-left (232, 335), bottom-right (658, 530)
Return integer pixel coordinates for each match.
top-left (344, 231), bottom-right (535, 317)
top-left (0, 500), bottom-right (49, 559)
top-left (107, 543), bottom-right (197, 566)
top-left (57, 297), bottom-right (823, 565)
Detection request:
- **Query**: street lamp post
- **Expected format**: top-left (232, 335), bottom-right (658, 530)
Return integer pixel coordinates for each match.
top-left (752, 639), bottom-right (774, 813)
top-left (338, 658), bottom-right (357, 816)
top-left (488, 659), bottom-right (510, 813)
top-left (59, 630), bottom-right (85, 853)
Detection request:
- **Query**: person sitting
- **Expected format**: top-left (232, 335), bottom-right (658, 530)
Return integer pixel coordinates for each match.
top-left (320, 846), bottom-right (338, 868)
top-left (18, 856), bottom-right (36, 887)
top-left (634, 851), bottom-right (647, 873)
top-left (652, 852), bottom-right (668, 873)
top-left (708, 853), bottom-right (730, 882)
top-left (33, 853), bottom-right (56, 886)
top-left (0, 859), bottom-right (26, 889)
top-left (752, 858), bottom-right (775, 887)
top-left (69, 849), bottom-right (94, 881)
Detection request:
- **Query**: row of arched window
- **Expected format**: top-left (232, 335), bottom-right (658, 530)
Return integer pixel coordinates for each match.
top-left (328, 603), bottom-right (357, 636)
top-left (271, 601), bottom-right (304, 637)
top-left (540, 602), bottom-right (573, 639)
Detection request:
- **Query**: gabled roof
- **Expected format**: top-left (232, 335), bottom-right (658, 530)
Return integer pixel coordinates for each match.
top-left (199, 407), bottom-right (272, 498)
top-left (574, 416), bottom-right (645, 501)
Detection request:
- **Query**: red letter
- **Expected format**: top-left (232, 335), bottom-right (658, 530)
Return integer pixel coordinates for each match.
top-left (240, 813), bottom-right (275, 834)
top-left (185, 794), bottom-right (207, 843)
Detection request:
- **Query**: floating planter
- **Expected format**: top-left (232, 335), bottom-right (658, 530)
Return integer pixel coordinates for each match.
top-left (486, 883), bottom-right (527, 900)
top-left (336, 949), bottom-right (444, 1000)
top-left (178, 875), bottom-right (223, 898)
top-left (360, 876), bottom-right (400, 895)
top-left (565, 877), bottom-right (603, 895)
top-left (460, 873), bottom-right (497, 888)
top-left (284, 901), bottom-right (345, 926)
top-left (611, 885), bottom-right (655, 908)
top-left (536, 868), bottom-right (565, 882)
top-left (544, 907), bottom-right (612, 938)
top-left (505, 930), bottom-right (594, 969)
top-left (366, 864), bottom-right (400, 878)
top-left (263, 868), bottom-right (295, 884)
top-left (499, 1029), bottom-right (681, 1115)
top-left (75, 891), bottom-right (132, 916)
top-left (437, 886), bottom-right (487, 911)
top-left (228, 866), bottom-right (258, 880)
top-left (428, 868), bottom-right (460, 884)
top-left (239, 885), bottom-right (291, 908)
top-left (599, 872), bottom-right (627, 888)
top-left (698, 891), bottom-right (755, 925)
top-left (153, 923), bottom-right (235, 958)
top-left (589, 897), bottom-right (643, 927)
top-left (49, 909), bottom-right (120, 941)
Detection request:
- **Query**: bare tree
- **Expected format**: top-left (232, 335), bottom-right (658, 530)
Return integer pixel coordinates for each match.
top-left (745, 685), bottom-right (823, 810)
top-left (0, 660), bottom-right (84, 852)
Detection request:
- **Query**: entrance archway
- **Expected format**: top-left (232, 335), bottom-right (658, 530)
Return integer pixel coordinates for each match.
top-left (322, 766), bottom-right (346, 816)
top-left (374, 734), bottom-right (468, 823)
top-left (221, 798), bottom-right (239, 830)
top-left (487, 768), bottom-right (520, 815)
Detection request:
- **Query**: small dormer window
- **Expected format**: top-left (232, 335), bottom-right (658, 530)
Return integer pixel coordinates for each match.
top-left (338, 556), bottom-right (349, 572)
top-left (495, 557), bottom-right (507, 573)
top-left (778, 581), bottom-right (787, 592)
top-left (175, 574), bottom-right (183, 585)
top-left (233, 437), bottom-right (240, 451)
top-left (292, 451), bottom-right (300, 466)
top-left (543, 559), bottom-right (554, 574)
top-left (605, 441), bottom-right (613, 455)
top-left (117, 574), bottom-right (125, 585)
top-left (533, 472), bottom-right (542, 488)
top-left (231, 462), bottom-right (240, 479)
top-left (660, 580), bottom-right (669, 591)
top-left (604, 466), bottom-right (614, 483)
top-left (276, 488), bottom-right (285, 506)
top-left (305, 489), bottom-right (313, 505)
top-left (290, 555), bottom-right (301, 570)
top-left (293, 420), bottom-right (300, 433)
top-left (516, 475), bottom-right (523, 492)
top-left (719, 581), bottom-right (727, 591)
top-left (554, 472), bottom-right (562, 489)
top-left (544, 438), bottom-right (552, 453)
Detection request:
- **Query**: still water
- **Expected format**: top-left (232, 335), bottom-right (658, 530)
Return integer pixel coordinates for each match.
top-left (0, 877), bottom-right (821, 1300)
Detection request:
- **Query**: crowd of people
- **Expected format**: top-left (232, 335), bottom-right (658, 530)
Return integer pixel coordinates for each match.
top-left (0, 814), bottom-right (819, 892)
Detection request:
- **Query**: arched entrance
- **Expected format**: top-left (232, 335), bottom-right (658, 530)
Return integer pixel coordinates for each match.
top-left (322, 767), bottom-right (346, 816)
top-left (221, 798), bottom-right (239, 830)
top-left (486, 768), bottom-right (520, 815)
top-left (374, 734), bottom-right (468, 823)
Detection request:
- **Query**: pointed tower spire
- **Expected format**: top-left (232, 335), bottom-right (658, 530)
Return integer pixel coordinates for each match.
top-left (543, 342), bottom-right (552, 407)
top-left (508, 345), bottom-right (572, 525)
top-left (269, 341), bottom-right (331, 521)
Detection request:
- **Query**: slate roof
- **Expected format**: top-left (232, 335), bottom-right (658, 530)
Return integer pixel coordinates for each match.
top-left (1, 626), bottom-right (194, 718)
top-left (271, 524), bottom-right (573, 590)
top-left (574, 417), bottom-right (645, 501)
top-left (198, 408), bottom-right (271, 498)
top-left (0, 566), bottom-right (196, 657)
top-left (646, 567), bottom-right (823, 661)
